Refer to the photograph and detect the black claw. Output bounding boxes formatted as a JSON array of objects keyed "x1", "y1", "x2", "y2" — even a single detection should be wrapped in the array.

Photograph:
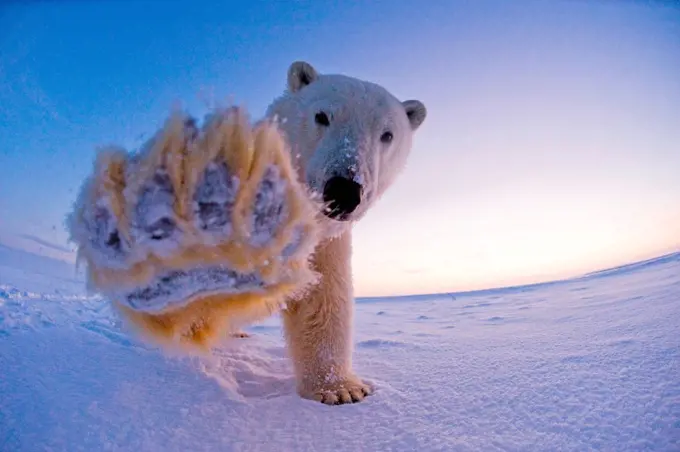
[
  {"x1": 184, "y1": 117, "x2": 199, "y2": 141},
  {"x1": 105, "y1": 230, "x2": 122, "y2": 249},
  {"x1": 147, "y1": 217, "x2": 175, "y2": 240}
]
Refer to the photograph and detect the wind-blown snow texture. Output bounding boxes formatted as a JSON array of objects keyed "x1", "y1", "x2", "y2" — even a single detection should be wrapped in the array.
[{"x1": 1, "y1": 244, "x2": 679, "y2": 451}]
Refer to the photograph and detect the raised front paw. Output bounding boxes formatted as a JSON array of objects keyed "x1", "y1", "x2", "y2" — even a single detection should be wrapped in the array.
[
  {"x1": 300, "y1": 375, "x2": 373, "y2": 405},
  {"x1": 66, "y1": 106, "x2": 322, "y2": 348}
]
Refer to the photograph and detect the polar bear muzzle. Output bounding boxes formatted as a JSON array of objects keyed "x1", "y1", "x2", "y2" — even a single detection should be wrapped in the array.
[{"x1": 322, "y1": 176, "x2": 362, "y2": 221}]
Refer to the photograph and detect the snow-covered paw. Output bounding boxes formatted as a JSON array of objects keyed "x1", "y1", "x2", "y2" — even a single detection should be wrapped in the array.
[
  {"x1": 67, "y1": 106, "x2": 321, "y2": 321},
  {"x1": 302, "y1": 376, "x2": 373, "y2": 405}
]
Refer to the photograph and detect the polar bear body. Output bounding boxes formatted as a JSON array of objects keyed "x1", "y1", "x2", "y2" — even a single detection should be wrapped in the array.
[
  {"x1": 68, "y1": 60, "x2": 427, "y2": 406},
  {"x1": 264, "y1": 62, "x2": 427, "y2": 404}
]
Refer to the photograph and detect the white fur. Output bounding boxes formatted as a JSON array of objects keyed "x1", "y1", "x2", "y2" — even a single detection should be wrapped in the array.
[
  {"x1": 262, "y1": 62, "x2": 427, "y2": 404},
  {"x1": 266, "y1": 62, "x2": 426, "y2": 239}
]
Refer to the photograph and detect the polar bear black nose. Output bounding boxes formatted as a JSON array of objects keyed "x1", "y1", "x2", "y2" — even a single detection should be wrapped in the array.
[{"x1": 322, "y1": 176, "x2": 362, "y2": 220}]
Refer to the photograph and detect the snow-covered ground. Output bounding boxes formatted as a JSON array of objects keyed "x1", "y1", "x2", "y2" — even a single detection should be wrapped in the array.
[{"x1": 1, "y1": 244, "x2": 678, "y2": 452}]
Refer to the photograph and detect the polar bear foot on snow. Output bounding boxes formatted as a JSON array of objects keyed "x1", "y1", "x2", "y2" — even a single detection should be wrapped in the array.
[{"x1": 303, "y1": 376, "x2": 373, "y2": 405}]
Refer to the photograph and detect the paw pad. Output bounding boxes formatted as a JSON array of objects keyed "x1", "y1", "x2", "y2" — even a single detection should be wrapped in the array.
[
  {"x1": 85, "y1": 197, "x2": 129, "y2": 265},
  {"x1": 192, "y1": 161, "x2": 238, "y2": 239},
  {"x1": 249, "y1": 166, "x2": 288, "y2": 247},
  {"x1": 122, "y1": 265, "x2": 264, "y2": 313},
  {"x1": 131, "y1": 169, "x2": 181, "y2": 250}
]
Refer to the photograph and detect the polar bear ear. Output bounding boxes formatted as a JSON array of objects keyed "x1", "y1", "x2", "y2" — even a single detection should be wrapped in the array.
[
  {"x1": 402, "y1": 100, "x2": 427, "y2": 131},
  {"x1": 287, "y1": 61, "x2": 319, "y2": 93}
]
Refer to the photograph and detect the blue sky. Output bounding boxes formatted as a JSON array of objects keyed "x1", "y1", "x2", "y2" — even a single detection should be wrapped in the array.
[{"x1": 1, "y1": 0, "x2": 679, "y2": 296}]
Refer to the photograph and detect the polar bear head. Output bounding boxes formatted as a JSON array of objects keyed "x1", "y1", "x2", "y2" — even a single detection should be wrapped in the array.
[{"x1": 265, "y1": 61, "x2": 427, "y2": 236}]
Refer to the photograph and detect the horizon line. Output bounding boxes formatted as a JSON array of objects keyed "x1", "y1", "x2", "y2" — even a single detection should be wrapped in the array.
[
  {"x1": 356, "y1": 250, "x2": 680, "y2": 301},
  {"x1": 1, "y1": 238, "x2": 678, "y2": 299}
]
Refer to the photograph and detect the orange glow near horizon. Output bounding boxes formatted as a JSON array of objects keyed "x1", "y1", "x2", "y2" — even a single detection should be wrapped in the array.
[{"x1": 351, "y1": 182, "x2": 680, "y2": 297}]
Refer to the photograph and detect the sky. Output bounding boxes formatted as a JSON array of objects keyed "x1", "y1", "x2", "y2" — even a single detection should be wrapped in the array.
[{"x1": 1, "y1": 0, "x2": 679, "y2": 297}]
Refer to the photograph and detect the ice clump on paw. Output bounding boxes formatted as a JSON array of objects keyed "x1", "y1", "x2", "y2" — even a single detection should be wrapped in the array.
[
  {"x1": 193, "y1": 161, "x2": 239, "y2": 240},
  {"x1": 250, "y1": 166, "x2": 288, "y2": 247},
  {"x1": 130, "y1": 168, "x2": 182, "y2": 255}
]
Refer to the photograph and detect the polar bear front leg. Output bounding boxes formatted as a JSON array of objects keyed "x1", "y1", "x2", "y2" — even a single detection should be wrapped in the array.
[{"x1": 281, "y1": 230, "x2": 372, "y2": 405}]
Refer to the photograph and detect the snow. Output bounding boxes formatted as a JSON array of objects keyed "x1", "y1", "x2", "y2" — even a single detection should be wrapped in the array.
[{"x1": 1, "y1": 244, "x2": 679, "y2": 451}]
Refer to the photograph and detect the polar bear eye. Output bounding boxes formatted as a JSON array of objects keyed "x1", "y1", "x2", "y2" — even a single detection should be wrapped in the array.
[
  {"x1": 380, "y1": 131, "x2": 393, "y2": 144},
  {"x1": 314, "y1": 112, "x2": 330, "y2": 127}
]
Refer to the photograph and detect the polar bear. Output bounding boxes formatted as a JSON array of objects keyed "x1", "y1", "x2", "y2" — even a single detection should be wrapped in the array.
[
  {"x1": 66, "y1": 60, "x2": 426, "y2": 406},
  {"x1": 264, "y1": 61, "x2": 427, "y2": 404}
]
